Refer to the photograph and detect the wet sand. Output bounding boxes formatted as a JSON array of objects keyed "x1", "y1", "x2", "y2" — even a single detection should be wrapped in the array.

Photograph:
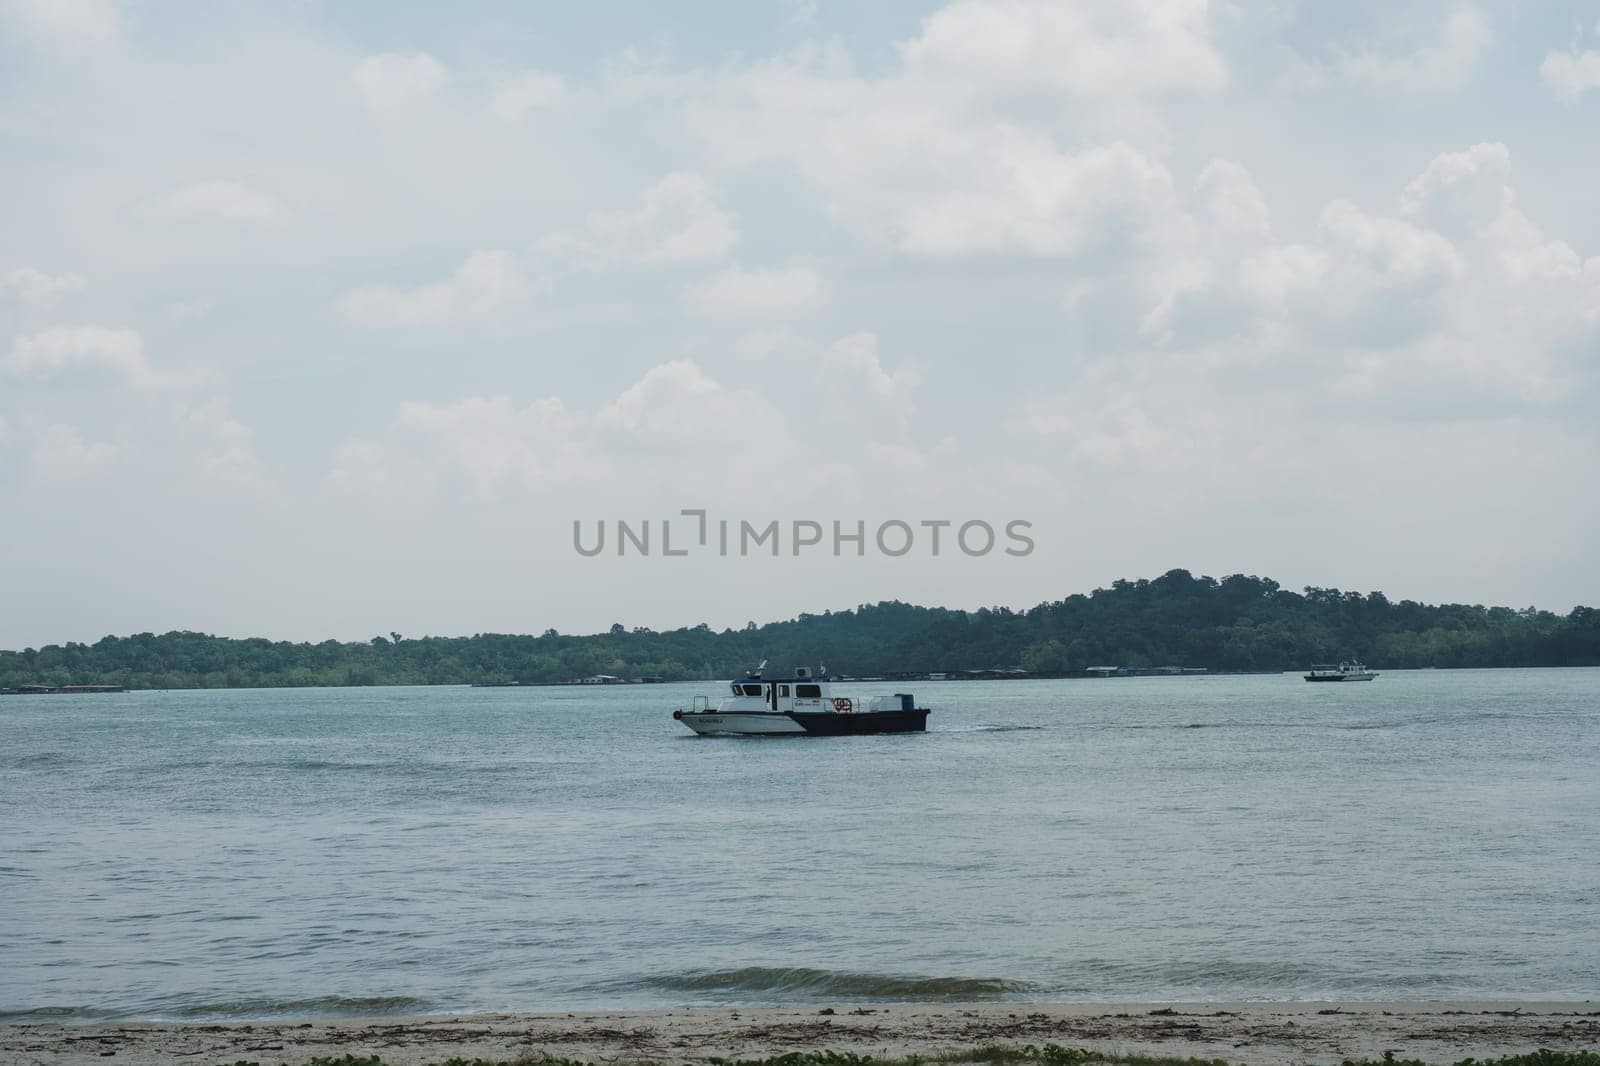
[{"x1": 4, "y1": 1001, "x2": 1598, "y2": 1066}]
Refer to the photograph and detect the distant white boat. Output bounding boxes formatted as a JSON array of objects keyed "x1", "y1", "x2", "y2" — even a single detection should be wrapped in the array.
[
  {"x1": 673, "y1": 664, "x2": 929, "y2": 736},
  {"x1": 1304, "y1": 661, "x2": 1378, "y2": 682}
]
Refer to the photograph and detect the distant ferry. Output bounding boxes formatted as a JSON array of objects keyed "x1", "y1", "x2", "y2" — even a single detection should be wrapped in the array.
[
  {"x1": 1304, "y1": 661, "x2": 1378, "y2": 682},
  {"x1": 673, "y1": 664, "x2": 928, "y2": 736}
]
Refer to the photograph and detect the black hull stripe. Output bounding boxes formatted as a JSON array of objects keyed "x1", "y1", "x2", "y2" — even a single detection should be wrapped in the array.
[{"x1": 790, "y1": 709, "x2": 928, "y2": 735}]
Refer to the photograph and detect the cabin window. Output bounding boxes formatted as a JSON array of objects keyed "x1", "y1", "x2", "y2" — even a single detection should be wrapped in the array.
[
  {"x1": 796, "y1": 684, "x2": 821, "y2": 698},
  {"x1": 778, "y1": 684, "x2": 790, "y2": 697},
  {"x1": 741, "y1": 684, "x2": 762, "y2": 696}
]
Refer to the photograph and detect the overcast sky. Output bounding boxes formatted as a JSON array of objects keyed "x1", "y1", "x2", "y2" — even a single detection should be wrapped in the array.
[{"x1": 3, "y1": 0, "x2": 1599, "y2": 648}]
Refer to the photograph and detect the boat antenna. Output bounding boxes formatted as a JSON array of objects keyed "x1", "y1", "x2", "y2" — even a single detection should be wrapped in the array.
[{"x1": 748, "y1": 658, "x2": 767, "y2": 680}]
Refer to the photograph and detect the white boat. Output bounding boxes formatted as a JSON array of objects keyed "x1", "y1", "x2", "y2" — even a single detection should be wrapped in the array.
[
  {"x1": 673, "y1": 664, "x2": 929, "y2": 736},
  {"x1": 1304, "y1": 661, "x2": 1378, "y2": 682}
]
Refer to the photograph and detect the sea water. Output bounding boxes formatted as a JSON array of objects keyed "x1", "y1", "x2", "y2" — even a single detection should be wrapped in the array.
[{"x1": 3, "y1": 669, "x2": 1597, "y2": 1020}]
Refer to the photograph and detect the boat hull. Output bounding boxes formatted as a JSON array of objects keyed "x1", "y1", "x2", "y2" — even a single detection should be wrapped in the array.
[
  {"x1": 675, "y1": 708, "x2": 928, "y2": 736},
  {"x1": 1304, "y1": 674, "x2": 1377, "y2": 682}
]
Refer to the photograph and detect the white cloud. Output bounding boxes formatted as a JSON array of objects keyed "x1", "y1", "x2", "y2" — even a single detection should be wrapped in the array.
[
  {"x1": 147, "y1": 180, "x2": 287, "y2": 223},
  {"x1": 1085, "y1": 144, "x2": 1599, "y2": 418},
  {"x1": 900, "y1": 0, "x2": 1226, "y2": 99},
  {"x1": 1326, "y1": 6, "x2": 1491, "y2": 92},
  {"x1": 491, "y1": 69, "x2": 568, "y2": 119},
  {"x1": 326, "y1": 439, "x2": 392, "y2": 496},
  {"x1": 329, "y1": 400, "x2": 553, "y2": 502},
  {"x1": 818, "y1": 332, "x2": 922, "y2": 440},
  {"x1": 595, "y1": 359, "x2": 728, "y2": 443},
  {"x1": 1237, "y1": 244, "x2": 1327, "y2": 307},
  {"x1": 181, "y1": 398, "x2": 269, "y2": 491},
  {"x1": 340, "y1": 249, "x2": 531, "y2": 326},
  {"x1": 337, "y1": 359, "x2": 791, "y2": 501},
  {"x1": 1193, "y1": 159, "x2": 1270, "y2": 242},
  {"x1": 1540, "y1": 21, "x2": 1600, "y2": 100},
  {"x1": 3, "y1": 267, "x2": 85, "y2": 306},
  {"x1": 894, "y1": 136, "x2": 1179, "y2": 260},
  {"x1": 1013, "y1": 390, "x2": 1190, "y2": 473},
  {"x1": 352, "y1": 52, "x2": 449, "y2": 112},
  {"x1": 1318, "y1": 200, "x2": 1462, "y2": 286},
  {"x1": 688, "y1": 263, "x2": 826, "y2": 316},
  {"x1": 1280, "y1": 5, "x2": 1491, "y2": 92},
  {"x1": 1128, "y1": 160, "x2": 1274, "y2": 339},
  {"x1": 591, "y1": 359, "x2": 794, "y2": 482},
  {"x1": 783, "y1": 0, "x2": 818, "y2": 30},
  {"x1": 29, "y1": 423, "x2": 119, "y2": 480},
  {"x1": 533, "y1": 172, "x2": 737, "y2": 268},
  {"x1": 821, "y1": 332, "x2": 918, "y2": 400},
  {"x1": 735, "y1": 326, "x2": 801, "y2": 360},
  {"x1": 4, "y1": 325, "x2": 151, "y2": 385},
  {"x1": 1396, "y1": 144, "x2": 1597, "y2": 296},
  {"x1": 1, "y1": 0, "x2": 117, "y2": 43},
  {"x1": 1400, "y1": 142, "x2": 1514, "y2": 235},
  {"x1": 672, "y1": 2, "x2": 1218, "y2": 263},
  {"x1": 1281, "y1": 200, "x2": 1464, "y2": 346},
  {"x1": 393, "y1": 395, "x2": 578, "y2": 494}
]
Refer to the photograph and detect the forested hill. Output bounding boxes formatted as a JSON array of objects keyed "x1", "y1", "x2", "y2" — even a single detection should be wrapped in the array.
[{"x1": 4, "y1": 570, "x2": 1598, "y2": 690}]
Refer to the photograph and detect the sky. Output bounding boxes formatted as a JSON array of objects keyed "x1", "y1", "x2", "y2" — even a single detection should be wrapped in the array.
[{"x1": 2, "y1": 0, "x2": 1599, "y2": 648}]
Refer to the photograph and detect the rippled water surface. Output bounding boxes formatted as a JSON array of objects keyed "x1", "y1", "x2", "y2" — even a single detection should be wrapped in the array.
[{"x1": 3, "y1": 669, "x2": 1598, "y2": 1020}]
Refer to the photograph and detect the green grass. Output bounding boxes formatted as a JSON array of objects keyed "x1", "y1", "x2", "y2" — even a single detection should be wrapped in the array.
[{"x1": 215, "y1": 1043, "x2": 1600, "y2": 1066}]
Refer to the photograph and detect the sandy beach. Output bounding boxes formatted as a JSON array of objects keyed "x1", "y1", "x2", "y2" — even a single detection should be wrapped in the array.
[{"x1": 4, "y1": 1001, "x2": 1597, "y2": 1066}]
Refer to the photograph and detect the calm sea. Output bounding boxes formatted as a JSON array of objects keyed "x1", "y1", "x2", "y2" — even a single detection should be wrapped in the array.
[{"x1": 3, "y1": 669, "x2": 1597, "y2": 1021}]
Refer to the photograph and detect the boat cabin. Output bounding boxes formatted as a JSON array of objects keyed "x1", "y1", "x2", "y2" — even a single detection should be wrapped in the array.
[{"x1": 720, "y1": 666, "x2": 852, "y2": 713}]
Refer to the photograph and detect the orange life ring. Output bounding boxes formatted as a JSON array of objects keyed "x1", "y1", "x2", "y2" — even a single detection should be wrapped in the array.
[{"x1": 833, "y1": 697, "x2": 852, "y2": 712}]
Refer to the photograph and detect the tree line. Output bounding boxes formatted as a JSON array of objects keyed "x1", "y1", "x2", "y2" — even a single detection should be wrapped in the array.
[{"x1": 3, "y1": 570, "x2": 1597, "y2": 691}]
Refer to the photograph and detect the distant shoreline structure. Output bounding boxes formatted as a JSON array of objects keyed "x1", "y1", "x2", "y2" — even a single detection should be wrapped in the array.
[{"x1": 0, "y1": 683, "x2": 124, "y2": 696}]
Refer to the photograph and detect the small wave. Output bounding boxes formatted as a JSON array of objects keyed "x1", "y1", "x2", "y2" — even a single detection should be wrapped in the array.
[
  {"x1": 0, "y1": 1005, "x2": 82, "y2": 1022},
  {"x1": 0, "y1": 995, "x2": 429, "y2": 1022},
  {"x1": 1055, "y1": 956, "x2": 1412, "y2": 994},
  {"x1": 105, "y1": 757, "x2": 534, "y2": 778},
  {"x1": 157, "y1": 994, "x2": 427, "y2": 1020},
  {"x1": 117, "y1": 759, "x2": 396, "y2": 774},
  {"x1": 258, "y1": 760, "x2": 390, "y2": 772},
  {"x1": 941, "y1": 725, "x2": 1047, "y2": 734},
  {"x1": 644, "y1": 966, "x2": 1031, "y2": 999},
  {"x1": 1, "y1": 752, "x2": 81, "y2": 770},
  {"x1": 1171, "y1": 721, "x2": 1301, "y2": 730}
]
